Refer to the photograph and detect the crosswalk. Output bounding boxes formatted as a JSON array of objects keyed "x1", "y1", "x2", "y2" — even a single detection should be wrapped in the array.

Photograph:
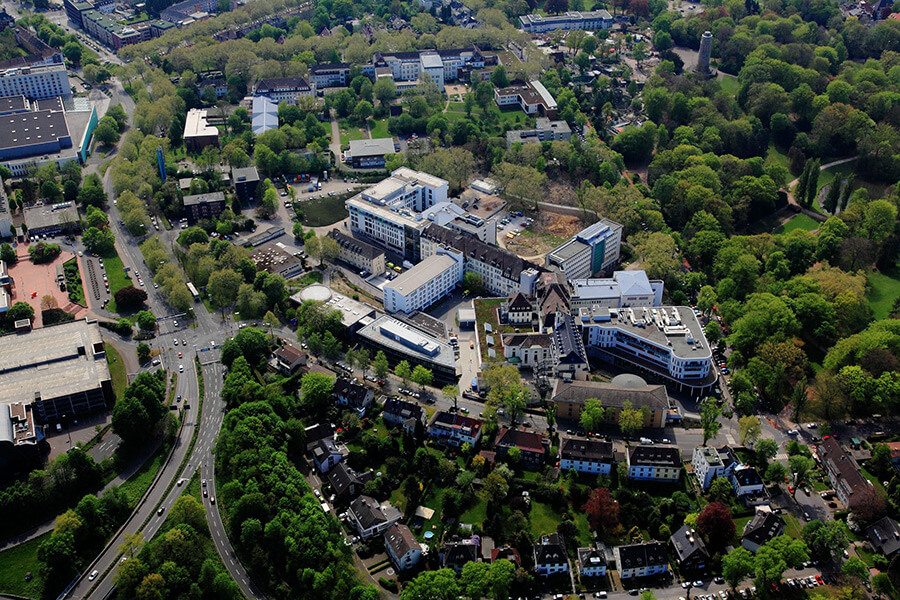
[{"x1": 775, "y1": 453, "x2": 789, "y2": 460}]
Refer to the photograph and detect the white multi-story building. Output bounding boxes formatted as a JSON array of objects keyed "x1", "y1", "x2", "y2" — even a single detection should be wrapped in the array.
[
  {"x1": 518, "y1": 9, "x2": 613, "y2": 33},
  {"x1": 580, "y1": 305, "x2": 716, "y2": 395},
  {"x1": 691, "y1": 446, "x2": 740, "y2": 491},
  {"x1": 559, "y1": 438, "x2": 613, "y2": 475},
  {"x1": 0, "y1": 64, "x2": 71, "y2": 100},
  {"x1": 546, "y1": 219, "x2": 622, "y2": 280},
  {"x1": 253, "y1": 77, "x2": 315, "y2": 103},
  {"x1": 383, "y1": 253, "x2": 463, "y2": 314},
  {"x1": 346, "y1": 168, "x2": 449, "y2": 261},
  {"x1": 570, "y1": 270, "x2": 664, "y2": 309},
  {"x1": 494, "y1": 80, "x2": 558, "y2": 117},
  {"x1": 420, "y1": 224, "x2": 541, "y2": 297},
  {"x1": 372, "y1": 47, "x2": 488, "y2": 91},
  {"x1": 309, "y1": 63, "x2": 351, "y2": 88}
]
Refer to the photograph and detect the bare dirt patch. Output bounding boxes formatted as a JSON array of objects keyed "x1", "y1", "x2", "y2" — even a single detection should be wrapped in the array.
[{"x1": 506, "y1": 210, "x2": 583, "y2": 258}]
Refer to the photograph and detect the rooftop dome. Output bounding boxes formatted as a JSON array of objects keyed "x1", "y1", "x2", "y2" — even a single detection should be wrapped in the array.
[{"x1": 610, "y1": 373, "x2": 648, "y2": 389}]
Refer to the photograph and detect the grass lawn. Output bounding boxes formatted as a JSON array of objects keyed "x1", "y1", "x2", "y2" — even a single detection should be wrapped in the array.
[
  {"x1": 719, "y1": 74, "x2": 740, "y2": 96},
  {"x1": 103, "y1": 253, "x2": 132, "y2": 313},
  {"x1": 574, "y1": 512, "x2": 594, "y2": 547},
  {"x1": 529, "y1": 501, "x2": 564, "y2": 538},
  {"x1": 105, "y1": 342, "x2": 128, "y2": 401},
  {"x1": 460, "y1": 498, "x2": 488, "y2": 524},
  {"x1": 117, "y1": 442, "x2": 168, "y2": 506},
  {"x1": 775, "y1": 214, "x2": 820, "y2": 234},
  {"x1": 339, "y1": 120, "x2": 367, "y2": 145},
  {"x1": 298, "y1": 195, "x2": 349, "y2": 227},
  {"x1": 447, "y1": 101, "x2": 466, "y2": 112},
  {"x1": 861, "y1": 466, "x2": 888, "y2": 496},
  {"x1": 370, "y1": 118, "x2": 390, "y2": 139},
  {"x1": 867, "y1": 264, "x2": 900, "y2": 320},
  {"x1": 0, "y1": 532, "x2": 47, "y2": 598},
  {"x1": 783, "y1": 513, "x2": 804, "y2": 539}
]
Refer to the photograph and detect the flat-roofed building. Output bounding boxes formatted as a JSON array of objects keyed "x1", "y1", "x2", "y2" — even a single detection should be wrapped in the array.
[
  {"x1": 494, "y1": 80, "x2": 558, "y2": 118},
  {"x1": 0, "y1": 103, "x2": 71, "y2": 162},
  {"x1": 383, "y1": 253, "x2": 462, "y2": 314},
  {"x1": 507, "y1": 118, "x2": 571, "y2": 146},
  {"x1": 0, "y1": 319, "x2": 113, "y2": 421},
  {"x1": 183, "y1": 108, "x2": 219, "y2": 151},
  {"x1": 248, "y1": 242, "x2": 303, "y2": 279},
  {"x1": 309, "y1": 63, "x2": 351, "y2": 88},
  {"x1": 546, "y1": 219, "x2": 622, "y2": 280},
  {"x1": 358, "y1": 315, "x2": 458, "y2": 384},
  {"x1": 231, "y1": 165, "x2": 260, "y2": 203},
  {"x1": 182, "y1": 191, "x2": 226, "y2": 224},
  {"x1": 347, "y1": 137, "x2": 397, "y2": 168},
  {"x1": 23, "y1": 202, "x2": 79, "y2": 236},
  {"x1": 518, "y1": 9, "x2": 613, "y2": 33},
  {"x1": 580, "y1": 305, "x2": 716, "y2": 395},
  {"x1": 0, "y1": 63, "x2": 70, "y2": 100},
  {"x1": 288, "y1": 283, "x2": 377, "y2": 332},
  {"x1": 326, "y1": 229, "x2": 386, "y2": 275},
  {"x1": 570, "y1": 270, "x2": 664, "y2": 309},
  {"x1": 346, "y1": 168, "x2": 449, "y2": 261}
]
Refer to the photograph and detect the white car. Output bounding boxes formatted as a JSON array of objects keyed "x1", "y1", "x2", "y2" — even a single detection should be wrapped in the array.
[
  {"x1": 179, "y1": 364, "x2": 184, "y2": 372},
  {"x1": 89, "y1": 570, "x2": 99, "y2": 581}
]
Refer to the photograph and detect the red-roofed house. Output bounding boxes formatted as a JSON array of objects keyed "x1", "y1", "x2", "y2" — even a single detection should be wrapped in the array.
[{"x1": 495, "y1": 427, "x2": 550, "y2": 469}]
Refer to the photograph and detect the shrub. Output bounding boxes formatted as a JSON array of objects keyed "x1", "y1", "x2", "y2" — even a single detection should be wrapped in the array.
[{"x1": 378, "y1": 578, "x2": 397, "y2": 592}]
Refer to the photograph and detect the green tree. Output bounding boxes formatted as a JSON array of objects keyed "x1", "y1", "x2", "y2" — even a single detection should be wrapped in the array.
[
  {"x1": 411, "y1": 365, "x2": 432, "y2": 390},
  {"x1": 756, "y1": 438, "x2": 778, "y2": 463},
  {"x1": 618, "y1": 400, "x2": 644, "y2": 436},
  {"x1": 136, "y1": 310, "x2": 156, "y2": 331},
  {"x1": 373, "y1": 350, "x2": 389, "y2": 379},
  {"x1": 700, "y1": 398, "x2": 722, "y2": 445},
  {"x1": 137, "y1": 342, "x2": 151, "y2": 364},
  {"x1": 823, "y1": 179, "x2": 842, "y2": 214},
  {"x1": 396, "y1": 360, "x2": 411, "y2": 384},
  {"x1": 0, "y1": 242, "x2": 16, "y2": 264},
  {"x1": 738, "y1": 415, "x2": 762, "y2": 447},
  {"x1": 722, "y1": 547, "x2": 754, "y2": 590},
  {"x1": 579, "y1": 398, "x2": 605, "y2": 432},
  {"x1": 480, "y1": 471, "x2": 509, "y2": 504},
  {"x1": 765, "y1": 462, "x2": 787, "y2": 484},
  {"x1": 788, "y1": 455, "x2": 815, "y2": 497},
  {"x1": 400, "y1": 569, "x2": 461, "y2": 600},
  {"x1": 442, "y1": 385, "x2": 459, "y2": 411},
  {"x1": 7, "y1": 301, "x2": 34, "y2": 323},
  {"x1": 841, "y1": 555, "x2": 869, "y2": 582},
  {"x1": 207, "y1": 269, "x2": 242, "y2": 311},
  {"x1": 300, "y1": 372, "x2": 334, "y2": 411}
]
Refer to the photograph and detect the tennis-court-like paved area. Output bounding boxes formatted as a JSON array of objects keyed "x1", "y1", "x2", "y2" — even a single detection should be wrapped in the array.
[{"x1": 8, "y1": 245, "x2": 88, "y2": 327}]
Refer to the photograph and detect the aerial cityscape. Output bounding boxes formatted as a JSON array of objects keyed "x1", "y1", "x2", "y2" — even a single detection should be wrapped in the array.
[{"x1": 0, "y1": 0, "x2": 896, "y2": 598}]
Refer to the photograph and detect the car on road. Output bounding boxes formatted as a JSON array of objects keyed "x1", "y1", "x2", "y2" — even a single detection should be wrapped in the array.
[
  {"x1": 787, "y1": 429, "x2": 799, "y2": 435},
  {"x1": 174, "y1": 339, "x2": 178, "y2": 346},
  {"x1": 179, "y1": 364, "x2": 184, "y2": 372},
  {"x1": 313, "y1": 489, "x2": 321, "y2": 498},
  {"x1": 182, "y1": 339, "x2": 186, "y2": 346},
  {"x1": 210, "y1": 497, "x2": 215, "y2": 504},
  {"x1": 203, "y1": 488, "x2": 208, "y2": 497},
  {"x1": 157, "y1": 507, "x2": 165, "y2": 516},
  {"x1": 177, "y1": 478, "x2": 186, "y2": 486},
  {"x1": 202, "y1": 479, "x2": 206, "y2": 487},
  {"x1": 89, "y1": 569, "x2": 99, "y2": 581},
  {"x1": 178, "y1": 352, "x2": 182, "y2": 358}
]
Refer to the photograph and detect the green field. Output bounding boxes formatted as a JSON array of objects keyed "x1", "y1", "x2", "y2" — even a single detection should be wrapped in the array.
[
  {"x1": 298, "y1": 195, "x2": 349, "y2": 227},
  {"x1": 766, "y1": 143, "x2": 790, "y2": 171},
  {"x1": 370, "y1": 118, "x2": 390, "y2": 139},
  {"x1": 105, "y1": 342, "x2": 128, "y2": 400},
  {"x1": 103, "y1": 253, "x2": 132, "y2": 313},
  {"x1": 719, "y1": 74, "x2": 740, "y2": 96},
  {"x1": 867, "y1": 265, "x2": 900, "y2": 320},
  {"x1": 775, "y1": 214, "x2": 820, "y2": 234},
  {"x1": 0, "y1": 533, "x2": 47, "y2": 598},
  {"x1": 339, "y1": 120, "x2": 367, "y2": 145},
  {"x1": 529, "y1": 501, "x2": 564, "y2": 538}
]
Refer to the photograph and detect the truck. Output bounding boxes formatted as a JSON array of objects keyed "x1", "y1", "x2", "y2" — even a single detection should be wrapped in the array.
[
  {"x1": 323, "y1": 170, "x2": 328, "y2": 182},
  {"x1": 308, "y1": 184, "x2": 315, "y2": 193}
]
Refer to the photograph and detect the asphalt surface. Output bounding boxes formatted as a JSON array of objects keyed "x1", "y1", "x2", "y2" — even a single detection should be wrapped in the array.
[{"x1": 58, "y1": 162, "x2": 262, "y2": 599}]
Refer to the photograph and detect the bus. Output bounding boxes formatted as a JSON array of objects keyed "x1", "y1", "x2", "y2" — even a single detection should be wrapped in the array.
[{"x1": 186, "y1": 282, "x2": 200, "y2": 302}]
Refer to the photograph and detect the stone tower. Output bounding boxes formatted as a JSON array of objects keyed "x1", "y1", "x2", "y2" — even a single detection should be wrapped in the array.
[{"x1": 696, "y1": 31, "x2": 712, "y2": 74}]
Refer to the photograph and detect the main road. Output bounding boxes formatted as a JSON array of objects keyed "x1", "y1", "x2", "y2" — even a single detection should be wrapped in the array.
[{"x1": 62, "y1": 167, "x2": 262, "y2": 599}]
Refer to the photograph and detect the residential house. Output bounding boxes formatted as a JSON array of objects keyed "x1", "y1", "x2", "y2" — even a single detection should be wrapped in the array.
[
  {"x1": 614, "y1": 542, "x2": 668, "y2": 579},
  {"x1": 669, "y1": 525, "x2": 709, "y2": 574},
  {"x1": 385, "y1": 523, "x2": 422, "y2": 571},
  {"x1": 627, "y1": 446, "x2": 681, "y2": 482},
  {"x1": 382, "y1": 397, "x2": 425, "y2": 433},
  {"x1": 311, "y1": 437, "x2": 345, "y2": 474},
  {"x1": 442, "y1": 537, "x2": 480, "y2": 572},
  {"x1": 741, "y1": 512, "x2": 784, "y2": 553},
  {"x1": 534, "y1": 533, "x2": 568, "y2": 576},
  {"x1": 731, "y1": 466, "x2": 765, "y2": 498},
  {"x1": 559, "y1": 438, "x2": 614, "y2": 475},
  {"x1": 504, "y1": 292, "x2": 534, "y2": 325},
  {"x1": 348, "y1": 495, "x2": 402, "y2": 540},
  {"x1": 326, "y1": 462, "x2": 373, "y2": 504},
  {"x1": 691, "y1": 445, "x2": 740, "y2": 491},
  {"x1": 495, "y1": 428, "x2": 549, "y2": 469},
  {"x1": 577, "y1": 547, "x2": 608, "y2": 578},
  {"x1": 270, "y1": 344, "x2": 307, "y2": 375},
  {"x1": 334, "y1": 379, "x2": 375, "y2": 417},
  {"x1": 427, "y1": 411, "x2": 483, "y2": 447},
  {"x1": 304, "y1": 422, "x2": 334, "y2": 451},
  {"x1": 818, "y1": 436, "x2": 872, "y2": 509},
  {"x1": 866, "y1": 516, "x2": 900, "y2": 557}
]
